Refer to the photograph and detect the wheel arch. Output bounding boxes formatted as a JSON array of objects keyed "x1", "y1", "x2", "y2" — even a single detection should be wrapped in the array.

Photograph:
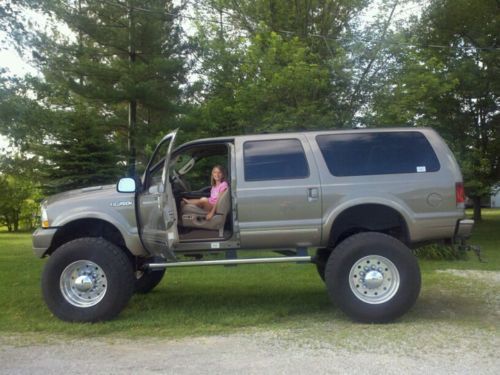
[
  {"x1": 326, "y1": 203, "x2": 411, "y2": 248},
  {"x1": 47, "y1": 218, "x2": 142, "y2": 259}
]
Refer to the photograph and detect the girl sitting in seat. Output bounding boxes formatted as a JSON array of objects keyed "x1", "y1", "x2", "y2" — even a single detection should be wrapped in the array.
[{"x1": 182, "y1": 165, "x2": 228, "y2": 220}]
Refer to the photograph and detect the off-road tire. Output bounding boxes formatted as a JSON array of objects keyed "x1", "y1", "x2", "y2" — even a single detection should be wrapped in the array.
[
  {"x1": 325, "y1": 232, "x2": 421, "y2": 323},
  {"x1": 41, "y1": 237, "x2": 135, "y2": 322},
  {"x1": 135, "y1": 257, "x2": 166, "y2": 294}
]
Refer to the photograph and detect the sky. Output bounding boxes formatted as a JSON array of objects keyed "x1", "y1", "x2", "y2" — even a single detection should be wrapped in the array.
[{"x1": 0, "y1": 42, "x2": 38, "y2": 150}]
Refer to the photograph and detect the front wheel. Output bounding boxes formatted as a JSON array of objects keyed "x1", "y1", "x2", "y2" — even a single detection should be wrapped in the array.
[
  {"x1": 314, "y1": 248, "x2": 331, "y2": 282},
  {"x1": 325, "y1": 232, "x2": 421, "y2": 323},
  {"x1": 41, "y1": 237, "x2": 135, "y2": 322}
]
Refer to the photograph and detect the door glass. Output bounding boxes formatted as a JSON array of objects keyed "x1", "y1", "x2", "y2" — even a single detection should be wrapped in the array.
[
  {"x1": 144, "y1": 139, "x2": 172, "y2": 191},
  {"x1": 243, "y1": 139, "x2": 309, "y2": 181}
]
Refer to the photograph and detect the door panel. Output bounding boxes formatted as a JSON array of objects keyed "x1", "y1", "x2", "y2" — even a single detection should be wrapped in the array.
[
  {"x1": 235, "y1": 135, "x2": 322, "y2": 249},
  {"x1": 137, "y1": 130, "x2": 178, "y2": 259}
]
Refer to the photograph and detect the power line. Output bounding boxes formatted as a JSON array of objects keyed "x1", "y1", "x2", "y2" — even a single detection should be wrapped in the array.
[{"x1": 74, "y1": 0, "x2": 500, "y2": 53}]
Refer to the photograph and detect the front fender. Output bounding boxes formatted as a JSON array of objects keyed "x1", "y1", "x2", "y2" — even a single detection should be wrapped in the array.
[{"x1": 50, "y1": 207, "x2": 145, "y2": 256}]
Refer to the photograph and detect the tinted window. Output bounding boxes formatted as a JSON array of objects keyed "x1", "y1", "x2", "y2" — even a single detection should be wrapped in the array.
[
  {"x1": 244, "y1": 139, "x2": 309, "y2": 181},
  {"x1": 316, "y1": 132, "x2": 440, "y2": 177}
]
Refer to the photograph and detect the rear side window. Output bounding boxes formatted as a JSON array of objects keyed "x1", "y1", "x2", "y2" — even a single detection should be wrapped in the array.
[
  {"x1": 244, "y1": 139, "x2": 309, "y2": 181},
  {"x1": 316, "y1": 132, "x2": 440, "y2": 177}
]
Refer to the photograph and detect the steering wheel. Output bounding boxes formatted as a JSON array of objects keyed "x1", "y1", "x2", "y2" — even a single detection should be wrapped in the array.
[{"x1": 172, "y1": 170, "x2": 190, "y2": 192}]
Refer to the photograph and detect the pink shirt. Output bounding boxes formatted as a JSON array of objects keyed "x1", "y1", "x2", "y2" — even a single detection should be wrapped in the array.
[{"x1": 208, "y1": 181, "x2": 228, "y2": 205}]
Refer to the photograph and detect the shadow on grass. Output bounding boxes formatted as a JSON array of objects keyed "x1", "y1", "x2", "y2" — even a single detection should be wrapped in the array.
[
  {"x1": 122, "y1": 279, "x2": 337, "y2": 331},
  {"x1": 133, "y1": 283, "x2": 329, "y2": 313}
]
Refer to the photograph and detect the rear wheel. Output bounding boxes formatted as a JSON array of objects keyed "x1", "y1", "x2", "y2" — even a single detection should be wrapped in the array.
[
  {"x1": 325, "y1": 232, "x2": 421, "y2": 323},
  {"x1": 135, "y1": 257, "x2": 166, "y2": 294},
  {"x1": 42, "y1": 237, "x2": 135, "y2": 322}
]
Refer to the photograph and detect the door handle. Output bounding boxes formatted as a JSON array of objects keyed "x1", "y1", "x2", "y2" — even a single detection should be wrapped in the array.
[
  {"x1": 308, "y1": 187, "x2": 319, "y2": 202},
  {"x1": 143, "y1": 196, "x2": 159, "y2": 204}
]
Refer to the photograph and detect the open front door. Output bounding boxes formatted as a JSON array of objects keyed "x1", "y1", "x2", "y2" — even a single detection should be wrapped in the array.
[{"x1": 137, "y1": 130, "x2": 179, "y2": 259}]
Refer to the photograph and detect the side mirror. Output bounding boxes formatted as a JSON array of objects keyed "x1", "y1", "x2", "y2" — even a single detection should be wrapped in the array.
[{"x1": 117, "y1": 177, "x2": 136, "y2": 193}]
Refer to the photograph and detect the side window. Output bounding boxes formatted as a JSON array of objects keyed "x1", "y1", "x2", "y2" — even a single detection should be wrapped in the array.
[
  {"x1": 149, "y1": 163, "x2": 164, "y2": 187},
  {"x1": 316, "y1": 132, "x2": 440, "y2": 177},
  {"x1": 144, "y1": 137, "x2": 172, "y2": 189},
  {"x1": 243, "y1": 139, "x2": 309, "y2": 181}
]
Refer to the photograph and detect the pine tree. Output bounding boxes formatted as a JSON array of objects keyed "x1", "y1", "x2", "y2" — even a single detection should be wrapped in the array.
[
  {"x1": 35, "y1": 0, "x2": 187, "y2": 174},
  {"x1": 1, "y1": 0, "x2": 187, "y2": 194}
]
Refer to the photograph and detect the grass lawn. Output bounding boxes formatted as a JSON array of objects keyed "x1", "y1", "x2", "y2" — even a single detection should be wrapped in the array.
[{"x1": 0, "y1": 209, "x2": 498, "y2": 340}]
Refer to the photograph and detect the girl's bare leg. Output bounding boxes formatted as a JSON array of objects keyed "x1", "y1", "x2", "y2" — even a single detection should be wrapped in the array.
[
  {"x1": 182, "y1": 197, "x2": 213, "y2": 211},
  {"x1": 182, "y1": 197, "x2": 200, "y2": 205},
  {"x1": 198, "y1": 200, "x2": 213, "y2": 211}
]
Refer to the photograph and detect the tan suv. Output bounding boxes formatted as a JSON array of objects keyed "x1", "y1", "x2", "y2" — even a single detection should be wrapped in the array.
[{"x1": 33, "y1": 128, "x2": 474, "y2": 323}]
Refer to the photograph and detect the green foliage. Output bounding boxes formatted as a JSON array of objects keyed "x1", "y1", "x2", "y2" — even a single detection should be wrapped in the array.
[
  {"x1": 233, "y1": 31, "x2": 333, "y2": 132},
  {"x1": 0, "y1": 155, "x2": 41, "y2": 231},
  {"x1": 1, "y1": 0, "x2": 498, "y2": 204},
  {"x1": 35, "y1": 105, "x2": 124, "y2": 194},
  {"x1": 368, "y1": 0, "x2": 499, "y2": 220},
  {"x1": 0, "y1": 0, "x2": 187, "y2": 190},
  {"x1": 37, "y1": 0, "x2": 187, "y2": 170},
  {"x1": 189, "y1": 0, "x2": 372, "y2": 136},
  {"x1": 195, "y1": 30, "x2": 334, "y2": 136}
]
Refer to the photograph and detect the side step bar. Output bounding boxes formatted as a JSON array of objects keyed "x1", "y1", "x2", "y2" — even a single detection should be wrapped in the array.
[{"x1": 147, "y1": 256, "x2": 312, "y2": 269}]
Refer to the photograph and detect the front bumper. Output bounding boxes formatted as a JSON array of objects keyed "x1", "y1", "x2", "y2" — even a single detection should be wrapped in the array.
[
  {"x1": 454, "y1": 219, "x2": 474, "y2": 241},
  {"x1": 32, "y1": 227, "x2": 58, "y2": 258}
]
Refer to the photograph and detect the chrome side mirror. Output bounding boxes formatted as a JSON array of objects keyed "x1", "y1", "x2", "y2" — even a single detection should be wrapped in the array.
[{"x1": 117, "y1": 177, "x2": 136, "y2": 193}]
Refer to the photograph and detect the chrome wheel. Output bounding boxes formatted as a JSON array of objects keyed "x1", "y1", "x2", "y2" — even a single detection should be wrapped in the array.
[
  {"x1": 60, "y1": 260, "x2": 107, "y2": 308},
  {"x1": 349, "y1": 255, "x2": 400, "y2": 304}
]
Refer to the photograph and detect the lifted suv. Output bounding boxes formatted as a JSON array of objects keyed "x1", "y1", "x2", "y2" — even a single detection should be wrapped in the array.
[{"x1": 33, "y1": 128, "x2": 474, "y2": 323}]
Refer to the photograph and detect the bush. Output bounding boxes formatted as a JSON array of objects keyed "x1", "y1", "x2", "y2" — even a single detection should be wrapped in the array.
[{"x1": 414, "y1": 243, "x2": 468, "y2": 261}]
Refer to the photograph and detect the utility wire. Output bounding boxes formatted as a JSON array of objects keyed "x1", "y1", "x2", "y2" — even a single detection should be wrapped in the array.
[{"x1": 72, "y1": 0, "x2": 500, "y2": 52}]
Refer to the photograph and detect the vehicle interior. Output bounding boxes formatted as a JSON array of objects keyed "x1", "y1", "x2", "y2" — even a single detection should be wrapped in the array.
[{"x1": 169, "y1": 142, "x2": 233, "y2": 242}]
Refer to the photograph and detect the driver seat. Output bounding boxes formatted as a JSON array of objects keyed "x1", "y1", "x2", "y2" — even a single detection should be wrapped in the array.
[{"x1": 180, "y1": 189, "x2": 230, "y2": 237}]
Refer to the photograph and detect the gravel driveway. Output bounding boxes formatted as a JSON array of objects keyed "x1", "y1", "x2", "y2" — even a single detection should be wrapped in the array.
[
  {"x1": 1, "y1": 329, "x2": 499, "y2": 375},
  {"x1": 2, "y1": 269, "x2": 499, "y2": 374}
]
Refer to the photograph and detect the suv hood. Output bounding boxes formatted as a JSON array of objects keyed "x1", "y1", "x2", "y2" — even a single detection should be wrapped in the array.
[{"x1": 44, "y1": 184, "x2": 118, "y2": 207}]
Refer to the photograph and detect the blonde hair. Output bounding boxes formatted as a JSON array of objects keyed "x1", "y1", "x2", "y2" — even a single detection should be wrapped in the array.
[{"x1": 210, "y1": 165, "x2": 226, "y2": 186}]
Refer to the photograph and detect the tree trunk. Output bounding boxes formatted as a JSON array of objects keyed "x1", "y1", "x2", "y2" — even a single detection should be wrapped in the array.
[
  {"x1": 128, "y1": 99, "x2": 137, "y2": 177},
  {"x1": 14, "y1": 210, "x2": 19, "y2": 232},
  {"x1": 472, "y1": 196, "x2": 482, "y2": 222},
  {"x1": 127, "y1": 1, "x2": 137, "y2": 177}
]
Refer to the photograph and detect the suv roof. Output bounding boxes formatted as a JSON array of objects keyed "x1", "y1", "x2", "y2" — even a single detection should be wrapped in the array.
[{"x1": 177, "y1": 127, "x2": 435, "y2": 149}]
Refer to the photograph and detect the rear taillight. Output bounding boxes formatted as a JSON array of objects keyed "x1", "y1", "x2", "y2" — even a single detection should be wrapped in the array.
[{"x1": 456, "y1": 182, "x2": 465, "y2": 207}]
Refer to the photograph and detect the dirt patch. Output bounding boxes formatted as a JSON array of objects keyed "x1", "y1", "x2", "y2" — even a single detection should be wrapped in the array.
[{"x1": 436, "y1": 269, "x2": 500, "y2": 285}]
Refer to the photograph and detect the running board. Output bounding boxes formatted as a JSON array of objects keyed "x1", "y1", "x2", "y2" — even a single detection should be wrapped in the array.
[{"x1": 146, "y1": 256, "x2": 312, "y2": 269}]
